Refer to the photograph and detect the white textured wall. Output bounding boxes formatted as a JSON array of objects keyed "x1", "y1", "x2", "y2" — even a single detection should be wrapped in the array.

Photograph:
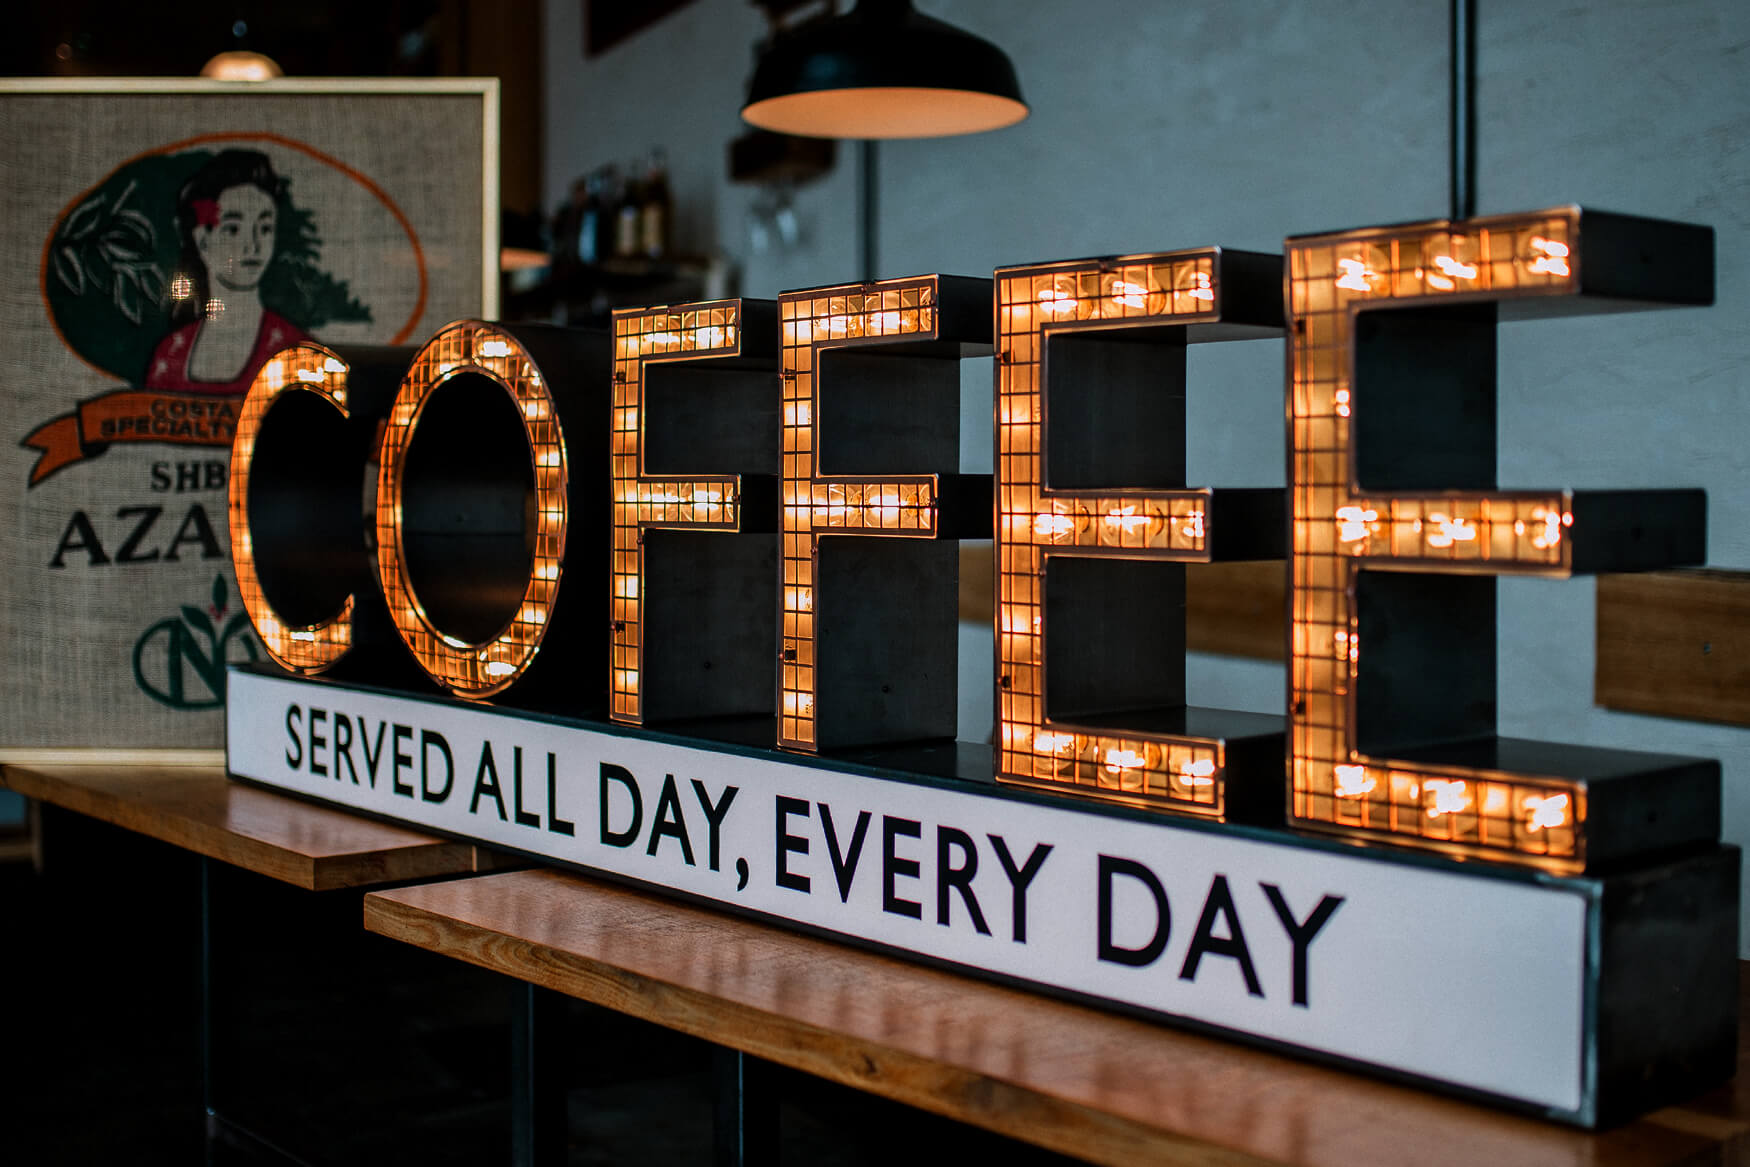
[
  {"x1": 544, "y1": 0, "x2": 860, "y2": 294},
  {"x1": 1480, "y1": 0, "x2": 1750, "y2": 944},
  {"x1": 547, "y1": 0, "x2": 1750, "y2": 947}
]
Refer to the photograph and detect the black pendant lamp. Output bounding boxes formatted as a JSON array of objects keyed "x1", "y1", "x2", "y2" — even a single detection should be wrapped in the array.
[{"x1": 741, "y1": 0, "x2": 1028, "y2": 139}]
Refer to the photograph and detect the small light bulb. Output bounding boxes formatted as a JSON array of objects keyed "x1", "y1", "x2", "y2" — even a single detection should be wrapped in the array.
[
  {"x1": 1334, "y1": 764, "x2": 1376, "y2": 797},
  {"x1": 1425, "y1": 779, "x2": 1472, "y2": 818},
  {"x1": 1335, "y1": 258, "x2": 1373, "y2": 292}
]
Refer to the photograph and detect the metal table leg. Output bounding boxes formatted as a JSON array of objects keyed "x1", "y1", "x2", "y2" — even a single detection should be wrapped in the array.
[
  {"x1": 714, "y1": 1046, "x2": 778, "y2": 1167},
  {"x1": 512, "y1": 981, "x2": 566, "y2": 1167}
]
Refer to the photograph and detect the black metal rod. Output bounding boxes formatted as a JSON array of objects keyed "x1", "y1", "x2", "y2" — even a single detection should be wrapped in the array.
[
  {"x1": 199, "y1": 855, "x2": 215, "y2": 1120},
  {"x1": 510, "y1": 982, "x2": 565, "y2": 1167},
  {"x1": 712, "y1": 1047, "x2": 778, "y2": 1167},
  {"x1": 1450, "y1": 0, "x2": 1477, "y2": 220},
  {"x1": 859, "y1": 139, "x2": 878, "y2": 281}
]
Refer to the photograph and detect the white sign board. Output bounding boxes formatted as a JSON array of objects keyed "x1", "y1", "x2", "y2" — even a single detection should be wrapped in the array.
[{"x1": 227, "y1": 668, "x2": 1589, "y2": 1112}]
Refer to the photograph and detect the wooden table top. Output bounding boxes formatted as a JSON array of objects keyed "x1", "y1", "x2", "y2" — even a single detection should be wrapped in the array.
[
  {"x1": 365, "y1": 866, "x2": 1750, "y2": 1167},
  {"x1": 2, "y1": 764, "x2": 499, "y2": 890}
]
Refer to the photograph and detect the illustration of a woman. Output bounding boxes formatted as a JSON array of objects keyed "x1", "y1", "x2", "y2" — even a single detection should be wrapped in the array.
[{"x1": 144, "y1": 149, "x2": 308, "y2": 395}]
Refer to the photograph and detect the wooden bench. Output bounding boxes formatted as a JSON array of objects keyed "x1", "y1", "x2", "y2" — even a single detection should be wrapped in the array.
[
  {"x1": 366, "y1": 865, "x2": 1750, "y2": 1167},
  {"x1": 0, "y1": 763, "x2": 501, "y2": 889}
]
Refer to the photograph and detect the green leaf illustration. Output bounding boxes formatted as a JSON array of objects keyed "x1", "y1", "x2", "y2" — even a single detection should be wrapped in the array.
[
  {"x1": 223, "y1": 612, "x2": 253, "y2": 642},
  {"x1": 182, "y1": 605, "x2": 214, "y2": 638},
  {"x1": 212, "y1": 575, "x2": 228, "y2": 613}
]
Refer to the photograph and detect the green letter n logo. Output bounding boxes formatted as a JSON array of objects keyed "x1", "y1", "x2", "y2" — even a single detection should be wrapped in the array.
[{"x1": 132, "y1": 574, "x2": 259, "y2": 709}]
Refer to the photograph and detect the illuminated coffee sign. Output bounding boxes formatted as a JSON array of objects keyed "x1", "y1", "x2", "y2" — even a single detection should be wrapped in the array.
[
  {"x1": 229, "y1": 342, "x2": 411, "y2": 676},
  {"x1": 776, "y1": 275, "x2": 991, "y2": 750},
  {"x1": 226, "y1": 208, "x2": 1724, "y2": 868},
  {"x1": 230, "y1": 344, "x2": 363, "y2": 674},
  {"x1": 225, "y1": 207, "x2": 1732, "y2": 1126},
  {"x1": 371, "y1": 320, "x2": 610, "y2": 700},
  {"x1": 609, "y1": 299, "x2": 780, "y2": 725},
  {"x1": 1284, "y1": 207, "x2": 1713, "y2": 872},
  {"x1": 376, "y1": 321, "x2": 572, "y2": 696},
  {"x1": 992, "y1": 249, "x2": 1283, "y2": 820}
]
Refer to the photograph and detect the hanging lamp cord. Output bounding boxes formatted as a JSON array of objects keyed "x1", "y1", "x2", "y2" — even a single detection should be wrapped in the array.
[{"x1": 1450, "y1": 0, "x2": 1477, "y2": 220}]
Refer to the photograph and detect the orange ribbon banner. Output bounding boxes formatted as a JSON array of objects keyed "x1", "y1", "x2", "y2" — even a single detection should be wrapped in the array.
[{"x1": 22, "y1": 388, "x2": 240, "y2": 485}]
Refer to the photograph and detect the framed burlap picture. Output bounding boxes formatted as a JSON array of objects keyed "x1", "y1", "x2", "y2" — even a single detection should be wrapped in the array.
[{"x1": 0, "y1": 79, "x2": 499, "y2": 760}]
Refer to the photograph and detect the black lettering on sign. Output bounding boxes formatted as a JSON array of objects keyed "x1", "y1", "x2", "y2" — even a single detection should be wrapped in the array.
[
  {"x1": 47, "y1": 504, "x2": 230, "y2": 568},
  {"x1": 882, "y1": 816, "x2": 923, "y2": 920},
  {"x1": 936, "y1": 826, "x2": 990, "y2": 936},
  {"x1": 512, "y1": 746, "x2": 539, "y2": 828},
  {"x1": 49, "y1": 511, "x2": 109, "y2": 568},
  {"x1": 284, "y1": 704, "x2": 302, "y2": 769},
  {"x1": 818, "y1": 804, "x2": 871, "y2": 904},
  {"x1": 472, "y1": 742, "x2": 508, "y2": 820},
  {"x1": 547, "y1": 754, "x2": 575, "y2": 837},
  {"x1": 391, "y1": 724, "x2": 414, "y2": 797},
  {"x1": 600, "y1": 764, "x2": 643, "y2": 848},
  {"x1": 646, "y1": 775, "x2": 696, "y2": 865},
  {"x1": 358, "y1": 718, "x2": 386, "y2": 789},
  {"x1": 163, "y1": 504, "x2": 223, "y2": 562},
  {"x1": 114, "y1": 505, "x2": 164, "y2": 564},
  {"x1": 775, "y1": 795, "x2": 810, "y2": 893},
  {"x1": 421, "y1": 730, "x2": 453, "y2": 803},
  {"x1": 173, "y1": 460, "x2": 225, "y2": 492},
  {"x1": 1097, "y1": 855, "x2": 1170, "y2": 967},
  {"x1": 309, "y1": 708, "x2": 329, "y2": 777},
  {"x1": 690, "y1": 780, "x2": 737, "y2": 872},
  {"x1": 1261, "y1": 883, "x2": 1345, "y2": 1008},
  {"x1": 1178, "y1": 874, "x2": 1262, "y2": 997},
  {"x1": 333, "y1": 714, "x2": 358, "y2": 785},
  {"x1": 989, "y1": 836, "x2": 1053, "y2": 944}
]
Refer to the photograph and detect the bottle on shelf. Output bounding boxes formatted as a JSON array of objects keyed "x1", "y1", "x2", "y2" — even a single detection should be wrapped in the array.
[
  {"x1": 595, "y1": 168, "x2": 620, "y2": 267},
  {"x1": 615, "y1": 160, "x2": 643, "y2": 259},
  {"x1": 640, "y1": 147, "x2": 671, "y2": 260},
  {"x1": 576, "y1": 171, "x2": 602, "y2": 266}
]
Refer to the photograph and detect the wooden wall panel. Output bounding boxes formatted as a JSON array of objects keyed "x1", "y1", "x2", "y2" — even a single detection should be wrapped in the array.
[
  {"x1": 1186, "y1": 561, "x2": 1287, "y2": 661},
  {"x1": 1596, "y1": 569, "x2": 1750, "y2": 727},
  {"x1": 441, "y1": 0, "x2": 542, "y2": 215}
]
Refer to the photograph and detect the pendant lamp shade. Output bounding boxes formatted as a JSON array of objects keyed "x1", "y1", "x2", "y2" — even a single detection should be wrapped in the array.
[{"x1": 741, "y1": 0, "x2": 1028, "y2": 139}]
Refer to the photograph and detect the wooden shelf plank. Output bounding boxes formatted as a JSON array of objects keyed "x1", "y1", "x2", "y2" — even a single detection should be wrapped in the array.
[
  {"x1": 0, "y1": 748, "x2": 225, "y2": 766},
  {"x1": 1596, "y1": 568, "x2": 1750, "y2": 726},
  {"x1": 364, "y1": 867, "x2": 1747, "y2": 1167},
  {"x1": 1, "y1": 764, "x2": 498, "y2": 891}
]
